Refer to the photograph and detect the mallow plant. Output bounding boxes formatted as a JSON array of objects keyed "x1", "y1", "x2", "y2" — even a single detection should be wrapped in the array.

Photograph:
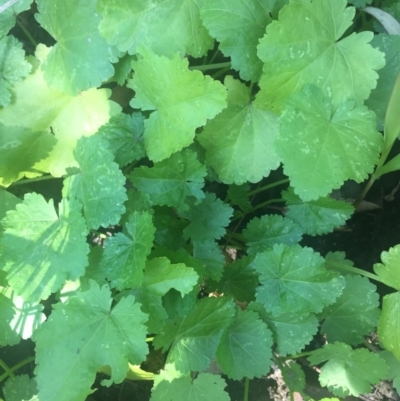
[{"x1": 1, "y1": 0, "x2": 400, "y2": 400}]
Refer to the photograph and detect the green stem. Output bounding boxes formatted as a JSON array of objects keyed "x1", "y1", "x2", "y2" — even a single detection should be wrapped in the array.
[
  {"x1": 250, "y1": 198, "x2": 285, "y2": 213},
  {"x1": 353, "y1": 174, "x2": 377, "y2": 209},
  {"x1": 212, "y1": 66, "x2": 231, "y2": 80},
  {"x1": 286, "y1": 351, "x2": 313, "y2": 360},
  {"x1": 16, "y1": 18, "x2": 38, "y2": 47},
  {"x1": 10, "y1": 174, "x2": 59, "y2": 187},
  {"x1": 190, "y1": 62, "x2": 231, "y2": 72},
  {"x1": 247, "y1": 179, "x2": 290, "y2": 197},
  {"x1": 244, "y1": 377, "x2": 250, "y2": 401},
  {"x1": 0, "y1": 359, "x2": 14, "y2": 381},
  {"x1": 327, "y1": 260, "x2": 384, "y2": 284}
]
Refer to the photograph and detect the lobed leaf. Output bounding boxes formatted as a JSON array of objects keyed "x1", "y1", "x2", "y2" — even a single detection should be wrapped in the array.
[{"x1": 374, "y1": 244, "x2": 400, "y2": 290}]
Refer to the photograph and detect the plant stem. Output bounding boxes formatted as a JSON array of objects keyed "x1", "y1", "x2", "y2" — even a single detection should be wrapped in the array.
[
  {"x1": 247, "y1": 178, "x2": 290, "y2": 197},
  {"x1": 326, "y1": 260, "x2": 384, "y2": 284},
  {"x1": 287, "y1": 351, "x2": 313, "y2": 360},
  {"x1": 212, "y1": 66, "x2": 231, "y2": 79},
  {"x1": 250, "y1": 198, "x2": 285, "y2": 213},
  {"x1": 16, "y1": 18, "x2": 38, "y2": 47},
  {"x1": 10, "y1": 175, "x2": 59, "y2": 187},
  {"x1": 353, "y1": 174, "x2": 377, "y2": 209},
  {"x1": 0, "y1": 359, "x2": 14, "y2": 381},
  {"x1": 244, "y1": 377, "x2": 249, "y2": 401},
  {"x1": 190, "y1": 62, "x2": 231, "y2": 72}
]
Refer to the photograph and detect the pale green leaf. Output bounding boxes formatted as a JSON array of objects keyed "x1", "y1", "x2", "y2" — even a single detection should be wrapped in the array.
[
  {"x1": 249, "y1": 302, "x2": 318, "y2": 356},
  {"x1": 97, "y1": 112, "x2": 145, "y2": 167},
  {"x1": 243, "y1": 214, "x2": 303, "y2": 254},
  {"x1": 0, "y1": 189, "x2": 21, "y2": 235},
  {"x1": 255, "y1": 0, "x2": 385, "y2": 111},
  {"x1": 130, "y1": 149, "x2": 207, "y2": 211},
  {"x1": 98, "y1": 0, "x2": 213, "y2": 57},
  {"x1": 199, "y1": 76, "x2": 280, "y2": 184},
  {"x1": 181, "y1": 193, "x2": 233, "y2": 241},
  {"x1": 380, "y1": 350, "x2": 400, "y2": 394},
  {"x1": 128, "y1": 48, "x2": 227, "y2": 162},
  {"x1": 200, "y1": 1, "x2": 272, "y2": 82},
  {"x1": 0, "y1": 0, "x2": 33, "y2": 38},
  {"x1": 319, "y1": 275, "x2": 380, "y2": 345},
  {"x1": 0, "y1": 35, "x2": 31, "y2": 106},
  {"x1": 34, "y1": 282, "x2": 148, "y2": 401},
  {"x1": 253, "y1": 244, "x2": 345, "y2": 316},
  {"x1": 0, "y1": 293, "x2": 19, "y2": 346},
  {"x1": 308, "y1": 342, "x2": 388, "y2": 397},
  {"x1": 0, "y1": 194, "x2": 89, "y2": 302},
  {"x1": 35, "y1": 0, "x2": 116, "y2": 94},
  {"x1": 151, "y1": 371, "x2": 230, "y2": 401},
  {"x1": 275, "y1": 85, "x2": 382, "y2": 201},
  {"x1": 216, "y1": 310, "x2": 273, "y2": 380},
  {"x1": 0, "y1": 45, "x2": 121, "y2": 177},
  {"x1": 100, "y1": 211, "x2": 155, "y2": 290},
  {"x1": 282, "y1": 188, "x2": 354, "y2": 235},
  {"x1": 3, "y1": 375, "x2": 38, "y2": 401},
  {"x1": 374, "y1": 244, "x2": 400, "y2": 290},
  {"x1": 378, "y1": 292, "x2": 400, "y2": 361},
  {"x1": 63, "y1": 135, "x2": 127, "y2": 230},
  {"x1": 154, "y1": 297, "x2": 235, "y2": 372},
  {"x1": 0, "y1": 124, "x2": 56, "y2": 187}
]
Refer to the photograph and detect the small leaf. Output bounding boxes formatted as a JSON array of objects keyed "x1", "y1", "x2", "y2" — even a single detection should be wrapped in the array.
[
  {"x1": 3, "y1": 375, "x2": 38, "y2": 401},
  {"x1": 374, "y1": 244, "x2": 400, "y2": 290}
]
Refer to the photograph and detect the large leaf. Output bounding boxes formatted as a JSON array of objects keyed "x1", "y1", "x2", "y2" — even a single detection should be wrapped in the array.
[
  {"x1": 282, "y1": 188, "x2": 354, "y2": 235},
  {"x1": 319, "y1": 275, "x2": 380, "y2": 345},
  {"x1": 253, "y1": 244, "x2": 345, "y2": 316},
  {"x1": 34, "y1": 282, "x2": 148, "y2": 401},
  {"x1": 275, "y1": 85, "x2": 382, "y2": 201},
  {"x1": 35, "y1": 0, "x2": 116, "y2": 94},
  {"x1": 154, "y1": 297, "x2": 235, "y2": 372},
  {"x1": 0, "y1": 35, "x2": 31, "y2": 106},
  {"x1": 0, "y1": 194, "x2": 89, "y2": 302},
  {"x1": 100, "y1": 211, "x2": 155, "y2": 290},
  {"x1": 255, "y1": 0, "x2": 385, "y2": 111},
  {"x1": 128, "y1": 48, "x2": 227, "y2": 162},
  {"x1": 308, "y1": 342, "x2": 388, "y2": 397},
  {"x1": 0, "y1": 124, "x2": 56, "y2": 187},
  {"x1": 200, "y1": 1, "x2": 271, "y2": 82},
  {"x1": 378, "y1": 292, "x2": 400, "y2": 361},
  {"x1": 0, "y1": 45, "x2": 120, "y2": 177},
  {"x1": 216, "y1": 310, "x2": 273, "y2": 380},
  {"x1": 62, "y1": 135, "x2": 127, "y2": 230},
  {"x1": 198, "y1": 76, "x2": 280, "y2": 184},
  {"x1": 98, "y1": 0, "x2": 213, "y2": 57},
  {"x1": 130, "y1": 149, "x2": 207, "y2": 211}
]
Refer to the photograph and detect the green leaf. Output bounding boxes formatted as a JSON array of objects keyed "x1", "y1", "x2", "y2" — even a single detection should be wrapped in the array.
[
  {"x1": 80, "y1": 246, "x2": 108, "y2": 290},
  {"x1": 255, "y1": 0, "x2": 385, "y2": 111},
  {"x1": 275, "y1": 85, "x2": 382, "y2": 201},
  {"x1": 0, "y1": 287, "x2": 45, "y2": 346},
  {"x1": 243, "y1": 214, "x2": 303, "y2": 254},
  {"x1": 192, "y1": 239, "x2": 225, "y2": 281},
  {"x1": 366, "y1": 34, "x2": 400, "y2": 130},
  {"x1": 154, "y1": 297, "x2": 235, "y2": 372},
  {"x1": 378, "y1": 292, "x2": 400, "y2": 361},
  {"x1": 253, "y1": 244, "x2": 345, "y2": 316},
  {"x1": 217, "y1": 256, "x2": 258, "y2": 302},
  {"x1": 227, "y1": 184, "x2": 252, "y2": 213},
  {"x1": 0, "y1": 189, "x2": 21, "y2": 235},
  {"x1": 319, "y1": 275, "x2": 380, "y2": 346},
  {"x1": 282, "y1": 188, "x2": 354, "y2": 235},
  {"x1": 0, "y1": 45, "x2": 121, "y2": 177},
  {"x1": 249, "y1": 302, "x2": 318, "y2": 356},
  {"x1": 3, "y1": 375, "x2": 38, "y2": 401},
  {"x1": 98, "y1": 0, "x2": 213, "y2": 57},
  {"x1": 374, "y1": 244, "x2": 400, "y2": 290},
  {"x1": 63, "y1": 135, "x2": 127, "y2": 230},
  {"x1": 0, "y1": 0, "x2": 33, "y2": 38},
  {"x1": 349, "y1": 0, "x2": 372, "y2": 6},
  {"x1": 0, "y1": 35, "x2": 31, "y2": 106},
  {"x1": 281, "y1": 362, "x2": 306, "y2": 394},
  {"x1": 380, "y1": 350, "x2": 400, "y2": 394},
  {"x1": 0, "y1": 194, "x2": 89, "y2": 302},
  {"x1": 216, "y1": 310, "x2": 273, "y2": 379},
  {"x1": 198, "y1": 76, "x2": 280, "y2": 184},
  {"x1": 0, "y1": 124, "x2": 56, "y2": 187},
  {"x1": 34, "y1": 282, "x2": 148, "y2": 401},
  {"x1": 181, "y1": 193, "x2": 233, "y2": 241},
  {"x1": 35, "y1": 0, "x2": 116, "y2": 94},
  {"x1": 128, "y1": 48, "x2": 227, "y2": 162},
  {"x1": 200, "y1": 1, "x2": 271, "y2": 82},
  {"x1": 308, "y1": 342, "x2": 388, "y2": 397},
  {"x1": 100, "y1": 211, "x2": 155, "y2": 290},
  {"x1": 130, "y1": 149, "x2": 207, "y2": 211},
  {"x1": 97, "y1": 112, "x2": 145, "y2": 167},
  {"x1": 151, "y1": 371, "x2": 230, "y2": 401}
]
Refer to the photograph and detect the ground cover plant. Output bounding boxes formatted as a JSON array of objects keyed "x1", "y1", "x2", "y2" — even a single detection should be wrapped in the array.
[{"x1": 2, "y1": 0, "x2": 400, "y2": 400}]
